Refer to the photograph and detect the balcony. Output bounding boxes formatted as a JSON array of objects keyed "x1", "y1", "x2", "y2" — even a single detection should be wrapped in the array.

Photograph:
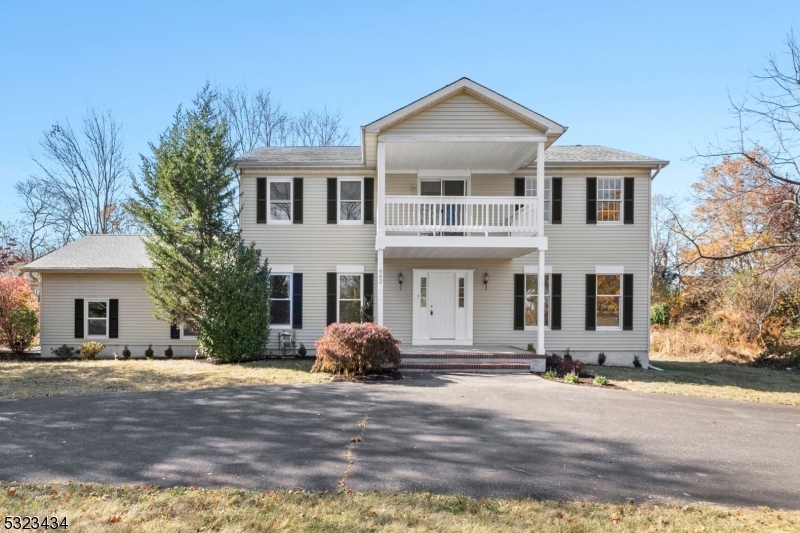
[{"x1": 377, "y1": 195, "x2": 547, "y2": 259}]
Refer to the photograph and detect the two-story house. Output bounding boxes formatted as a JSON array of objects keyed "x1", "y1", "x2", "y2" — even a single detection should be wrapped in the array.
[{"x1": 24, "y1": 78, "x2": 667, "y2": 368}]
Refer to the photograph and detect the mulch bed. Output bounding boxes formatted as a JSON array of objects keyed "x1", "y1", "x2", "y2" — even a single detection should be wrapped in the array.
[
  {"x1": 331, "y1": 368, "x2": 403, "y2": 382},
  {"x1": 537, "y1": 372, "x2": 619, "y2": 389}
]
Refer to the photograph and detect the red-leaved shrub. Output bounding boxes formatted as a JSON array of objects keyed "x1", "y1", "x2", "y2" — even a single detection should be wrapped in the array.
[{"x1": 312, "y1": 323, "x2": 401, "y2": 376}]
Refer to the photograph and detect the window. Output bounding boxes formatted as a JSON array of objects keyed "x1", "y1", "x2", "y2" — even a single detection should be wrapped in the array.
[
  {"x1": 86, "y1": 299, "x2": 108, "y2": 338},
  {"x1": 338, "y1": 274, "x2": 363, "y2": 322},
  {"x1": 458, "y1": 277, "x2": 465, "y2": 308},
  {"x1": 597, "y1": 274, "x2": 621, "y2": 329},
  {"x1": 524, "y1": 275, "x2": 550, "y2": 328},
  {"x1": 181, "y1": 322, "x2": 197, "y2": 339},
  {"x1": 270, "y1": 274, "x2": 292, "y2": 327},
  {"x1": 420, "y1": 277, "x2": 427, "y2": 307},
  {"x1": 597, "y1": 178, "x2": 622, "y2": 223},
  {"x1": 339, "y1": 178, "x2": 363, "y2": 223},
  {"x1": 525, "y1": 177, "x2": 551, "y2": 223},
  {"x1": 268, "y1": 179, "x2": 292, "y2": 223}
]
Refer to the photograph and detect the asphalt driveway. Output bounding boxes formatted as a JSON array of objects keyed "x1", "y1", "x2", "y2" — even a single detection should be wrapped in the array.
[{"x1": 1, "y1": 373, "x2": 798, "y2": 509}]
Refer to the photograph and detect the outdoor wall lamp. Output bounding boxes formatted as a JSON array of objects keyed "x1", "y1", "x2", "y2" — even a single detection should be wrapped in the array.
[
  {"x1": 483, "y1": 272, "x2": 489, "y2": 290},
  {"x1": 398, "y1": 271, "x2": 404, "y2": 290}
]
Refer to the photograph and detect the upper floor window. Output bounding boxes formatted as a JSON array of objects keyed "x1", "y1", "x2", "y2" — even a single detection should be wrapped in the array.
[
  {"x1": 597, "y1": 178, "x2": 622, "y2": 223},
  {"x1": 339, "y1": 178, "x2": 363, "y2": 224},
  {"x1": 524, "y1": 177, "x2": 551, "y2": 223},
  {"x1": 268, "y1": 178, "x2": 292, "y2": 223}
]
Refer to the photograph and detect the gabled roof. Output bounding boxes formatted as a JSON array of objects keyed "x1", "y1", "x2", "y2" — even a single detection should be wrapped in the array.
[
  {"x1": 21, "y1": 235, "x2": 150, "y2": 273},
  {"x1": 363, "y1": 78, "x2": 567, "y2": 136},
  {"x1": 539, "y1": 145, "x2": 668, "y2": 168},
  {"x1": 236, "y1": 146, "x2": 363, "y2": 168}
]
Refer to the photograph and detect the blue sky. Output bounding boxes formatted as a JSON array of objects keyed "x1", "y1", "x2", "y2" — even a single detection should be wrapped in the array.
[{"x1": 0, "y1": 1, "x2": 796, "y2": 221}]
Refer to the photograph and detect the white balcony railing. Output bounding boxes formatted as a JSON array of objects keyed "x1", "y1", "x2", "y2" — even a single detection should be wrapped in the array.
[{"x1": 384, "y1": 195, "x2": 538, "y2": 235}]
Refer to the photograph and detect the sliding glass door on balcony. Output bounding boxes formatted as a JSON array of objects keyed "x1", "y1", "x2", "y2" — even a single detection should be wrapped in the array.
[{"x1": 420, "y1": 180, "x2": 465, "y2": 235}]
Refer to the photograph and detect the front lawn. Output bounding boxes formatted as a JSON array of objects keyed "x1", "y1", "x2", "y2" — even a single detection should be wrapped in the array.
[
  {"x1": 1, "y1": 482, "x2": 797, "y2": 533},
  {"x1": 590, "y1": 360, "x2": 800, "y2": 406},
  {"x1": 0, "y1": 359, "x2": 331, "y2": 399}
]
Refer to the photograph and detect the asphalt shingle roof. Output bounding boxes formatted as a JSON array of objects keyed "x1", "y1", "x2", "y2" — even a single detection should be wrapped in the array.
[
  {"x1": 236, "y1": 146, "x2": 362, "y2": 166},
  {"x1": 541, "y1": 145, "x2": 665, "y2": 164},
  {"x1": 22, "y1": 235, "x2": 150, "y2": 272}
]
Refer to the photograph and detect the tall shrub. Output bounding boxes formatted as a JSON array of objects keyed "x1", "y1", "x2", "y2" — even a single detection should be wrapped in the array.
[{"x1": 0, "y1": 275, "x2": 38, "y2": 354}]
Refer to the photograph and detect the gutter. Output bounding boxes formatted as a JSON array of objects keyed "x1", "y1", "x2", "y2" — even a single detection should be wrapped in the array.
[{"x1": 650, "y1": 163, "x2": 665, "y2": 180}]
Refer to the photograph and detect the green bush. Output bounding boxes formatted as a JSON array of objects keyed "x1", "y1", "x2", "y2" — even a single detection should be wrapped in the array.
[
  {"x1": 3, "y1": 306, "x2": 39, "y2": 355},
  {"x1": 526, "y1": 342, "x2": 535, "y2": 352},
  {"x1": 164, "y1": 345, "x2": 174, "y2": 359},
  {"x1": 297, "y1": 343, "x2": 307, "y2": 357},
  {"x1": 122, "y1": 346, "x2": 131, "y2": 360},
  {"x1": 593, "y1": 375, "x2": 609, "y2": 386},
  {"x1": 312, "y1": 322, "x2": 401, "y2": 376},
  {"x1": 597, "y1": 352, "x2": 606, "y2": 366},
  {"x1": 650, "y1": 302, "x2": 669, "y2": 326},
  {"x1": 564, "y1": 372, "x2": 580, "y2": 384},
  {"x1": 79, "y1": 341, "x2": 105, "y2": 360},
  {"x1": 145, "y1": 343, "x2": 154, "y2": 359},
  {"x1": 633, "y1": 354, "x2": 643, "y2": 368},
  {"x1": 544, "y1": 369, "x2": 558, "y2": 379},
  {"x1": 51, "y1": 344, "x2": 76, "y2": 360}
]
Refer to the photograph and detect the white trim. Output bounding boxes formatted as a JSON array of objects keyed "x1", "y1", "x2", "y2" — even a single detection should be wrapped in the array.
[
  {"x1": 596, "y1": 272, "x2": 622, "y2": 331},
  {"x1": 269, "y1": 265, "x2": 294, "y2": 273},
  {"x1": 337, "y1": 177, "x2": 364, "y2": 225},
  {"x1": 411, "y1": 339, "x2": 474, "y2": 346},
  {"x1": 411, "y1": 269, "x2": 473, "y2": 345},
  {"x1": 416, "y1": 176, "x2": 470, "y2": 198},
  {"x1": 595, "y1": 266, "x2": 625, "y2": 274},
  {"x1": 269, "y1": 272, "x2": 293, "y2": 328},
  {"x1": 524, "y1": 271, "x2": 551, "y2": 332},
  {"x1": 418, "y1": 169, "x2": 471, "y2": 177},
  {"x1": 266, "y1": 177, "x2": 293, "y2": 225},
  {"x1": 336, "y1": 272, "x2": 364, "y2": 323},
  {"x1": 84, "y1": 298, "x2": 109, "y2": 339},
  {"x1": 524, "y1": 265, "x2": 553, "y2": 274},
  {"x1": 180, "y1": 324, "x2": 197, "y2": 340},
  {"x1": 523, "y1": 176, "x2": 552, "y2": 224},
  {"x1": 596, "y1": 177, "x2": 624, "y2": 224},
  {"x1": 337, "y1": 264, "x2": 365, "y2": 274},
  {"x1": 379, "y1": 134, "x2": 548, "y2": 143}
]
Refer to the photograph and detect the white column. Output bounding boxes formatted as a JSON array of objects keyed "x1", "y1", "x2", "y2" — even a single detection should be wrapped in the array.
[
  {"x1": 536, "y1": 141, "x2": 545, "y2": 237},
  {"x1": 376, "y1": 249, "x2": 384, "y2": 325},
  {"x1": 377, "y1": 141, "x2": 386, "y2": 236},
  {"x1": 537, "y1": 249, "x2": 545, "y2": 355}
]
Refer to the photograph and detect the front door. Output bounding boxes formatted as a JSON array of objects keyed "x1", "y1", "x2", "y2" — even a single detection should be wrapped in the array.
[{"x1": 429, "y1": 271, "x2": 456, "y2": 339}]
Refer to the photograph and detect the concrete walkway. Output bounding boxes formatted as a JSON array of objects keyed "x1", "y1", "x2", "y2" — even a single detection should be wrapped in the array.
[{"x1": 1, "y1": 373, "x2": 798, "y2": 509}]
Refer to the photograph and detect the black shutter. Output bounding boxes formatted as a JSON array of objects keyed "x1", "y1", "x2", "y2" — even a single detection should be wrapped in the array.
[
  {"x1": 170, "y1": 324, "x2": 180, "y2": 339},
  {"x1": 551, "y1": 274, "x2": 562, "y2": 330},
  {"x1": 327, "y1": 178, "x2": 337, "y2": 224},
  {"x1": 364, "y1": 178, "x2": 374, "y2": 224},
  {"x1": 74, "y1": 299, "x2": 84, "y2": 338},
  {"x1": 109, "y1": 299, "x2": 119, "y2": 338},
  {"x1": 514, "y1": 273, "x2": 525, "y2": 330},
  {"x1": 326, "y1": 272, "x2": 337, "y2": 325},
  {"x1": 363, "y1": 273, "x2": 374, "y2": 322},
  {"x1": 514, "y1": 177, "x2": 525, "y2": 197},
  {"x1": 586, "y1": 177, "x2": 597, "y2": 224},
  {"x1": 256, "y1": 177, "x2": 266, "y2": 224},
  {"x1": 292, "y1": 273, "x2": 303, "y2": 329},
  {"x1": 552, "y1": 177, "x2": 562, "y2": 224},
  {"x1": 293, "y1": 178, "x2": 303, "y2": 224},
  {"x1": 623, "y1": 273, "x2": 634, "y2": 330},
  {"x1": 624, "y1": 177, "x2": 634, "y2": 224},
  {"x1": 585, "y1": 274, "x2": 596, "y2": 330}
]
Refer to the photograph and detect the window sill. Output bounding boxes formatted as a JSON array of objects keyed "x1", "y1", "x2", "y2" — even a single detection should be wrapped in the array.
[
  {"x1": 524, "y1": 326, "x2": 551, "y2": 331},
  {"x1": 596, "y1": 221, "x2": 623, "y2": 226},
  {"x1": 267, "y1": 220, "x2": 293, "y2": 225},
  {"x1": 596, "y1": 326, "x2": 622, "y2": 331},
  {"x1": 270, "y1": 324, "x2": 293, "y2": 329},
  {"x1": 85, "y1": 335, "x2": 108, "y2": 340},
  {"x1": 337, "y1": 221, "x2": 364, "y2": 225}
]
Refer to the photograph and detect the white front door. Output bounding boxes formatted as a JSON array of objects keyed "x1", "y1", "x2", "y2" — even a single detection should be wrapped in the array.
[{"x1": 429, "y1": 271, "x2": 456, "y2": 339}]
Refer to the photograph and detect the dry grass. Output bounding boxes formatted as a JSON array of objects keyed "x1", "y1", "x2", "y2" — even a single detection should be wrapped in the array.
[
  {"x1": 650, "y1": 327, "x2": 761, "y2": 363},
  {"x1": 0, "y1": 359, "x2": 331, "y2": 399},
  {"x1": 592, "y1": 360, "x2": 800, "y2": 406},
  {"x1": 1, "y1": 482, "x2": 797, "y2": 533}
]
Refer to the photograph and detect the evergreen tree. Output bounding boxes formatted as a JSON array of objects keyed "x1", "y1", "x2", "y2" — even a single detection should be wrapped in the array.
[{"x1": 130, "y1": 85, "x2": 270, "y2": 362}]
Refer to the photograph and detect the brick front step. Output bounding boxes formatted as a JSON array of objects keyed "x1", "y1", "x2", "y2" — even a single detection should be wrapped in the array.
[
  {"x1": 401, "y1": 352, "x2": 545, "y2": 360},
  {"x1": 399, "y1": 362, "x2": 533, "y2": 371}
]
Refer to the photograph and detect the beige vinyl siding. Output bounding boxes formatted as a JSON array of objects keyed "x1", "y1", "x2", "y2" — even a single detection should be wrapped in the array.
[
  {"x1": 386, "y1": 174, "x2": 417, "y2": 195},
  {"x1": 40, "y1": 272, "x2": 197, "y2": 358},
  {"x1": 364, "y1": 133, "x2": 378, "y2": 167},
  {"x1": 240, "y1": 173, "x2": 378, "y2": 353},
  {"x1": 383, "y1": 93, "x2": 545, "y2": 135}
]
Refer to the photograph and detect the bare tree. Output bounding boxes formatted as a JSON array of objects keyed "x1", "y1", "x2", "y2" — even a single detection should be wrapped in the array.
[
  {"x1": 218, "y1": 84, "x2": 292, "y2": 156},
  {"x1": 26, "y1": 108, "x2": 133, "y2": 244},
  {"x1": 291, "y1": 106, "x2": 354, "y2": 147},
  {"x1": 13, "y1": 177, "x2": 61, "y2": 261}
]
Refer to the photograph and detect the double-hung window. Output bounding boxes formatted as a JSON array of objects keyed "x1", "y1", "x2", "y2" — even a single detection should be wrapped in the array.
[
  {"x1": 525, "y1": 177, "x2": 551, "y2": 223},
  {"x1": 338, "y1": 273, "x2": 363, "y2": 322},
  {"x1": 268, "y1": 178, "x2": 292, "y2": 223},
  {"x1": 181, "y1": 322, "x2": 197, "y2": 339},
  {"x1": 597, "y1": 274, "x2": 621, "y2": 329},
  {"x1": 597, "y1": 178, "x2": 622, "y2": 223},
  {"x1": 524, "y1": 274, "x2": 550, "y2": 328},
  {"x1": 86, "y1": 299, "x2": 108, "y2": 338},
  {"x1": 339, "y1": 178, "x2": 363, "y2": 224},
  {"x1": 270, "y1": 273, "x2": 292, "y2": 327}
]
